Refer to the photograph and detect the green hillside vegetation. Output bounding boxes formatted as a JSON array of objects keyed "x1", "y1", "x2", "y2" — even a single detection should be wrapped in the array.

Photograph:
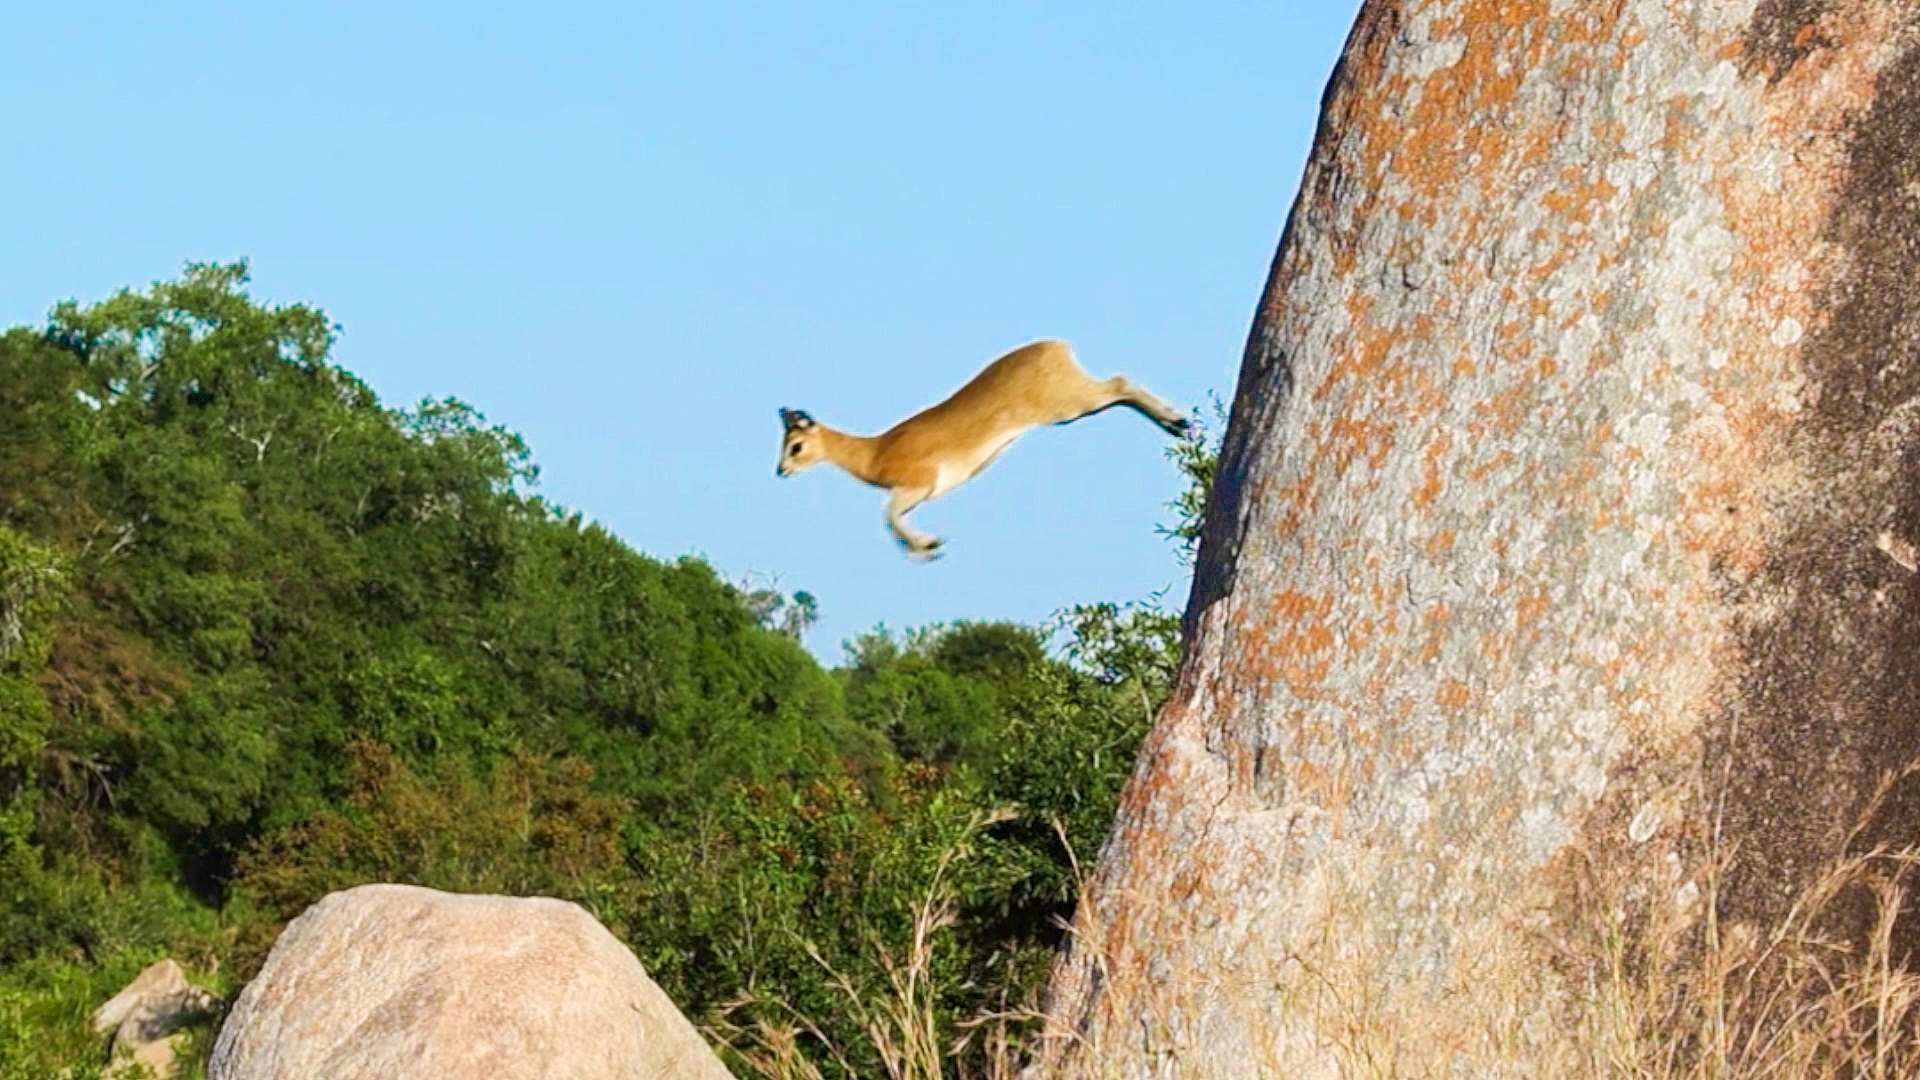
[{"x1": 0, "y1": 264, "x2": 1207, "y2": 1079}]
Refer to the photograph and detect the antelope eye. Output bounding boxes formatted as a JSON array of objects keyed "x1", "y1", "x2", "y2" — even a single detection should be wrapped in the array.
[{"x1": 788, "y1": 443, "x2": 801, "y2": 455}]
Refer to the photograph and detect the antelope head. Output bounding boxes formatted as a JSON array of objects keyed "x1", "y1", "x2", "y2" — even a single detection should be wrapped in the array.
[{"x1": 775, "y1": 408, "x2": 827, "y2": 477}]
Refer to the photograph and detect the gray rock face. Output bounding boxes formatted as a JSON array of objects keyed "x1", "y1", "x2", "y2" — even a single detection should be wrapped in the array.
[
  {"x1": 209, "y1": 884, "x2": 733, "y2": 1080},
  {"x1": 1035, "y1": 1, "x2": 1920, "y2": 1077}
]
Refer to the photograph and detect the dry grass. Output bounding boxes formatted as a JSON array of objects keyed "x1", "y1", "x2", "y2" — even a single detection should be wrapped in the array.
[
  {"x1": 1575, "y1": 845, "x2": 1920, "y2": 1079},
  {"x1": 713, "y1": 776, "x2": 1920, "y2": 1080},
  {"x1": 705, "y1": 807, "x2": 1035, "y2": 1080},
  {"x1": 1567, "y1": 768, "x2": 1920, "y2": 1080}
]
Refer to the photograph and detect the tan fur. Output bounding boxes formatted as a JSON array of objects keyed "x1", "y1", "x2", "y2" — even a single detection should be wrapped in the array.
[{"x1": 775, "y1": 339, "x2": 1188, "y2": 559}]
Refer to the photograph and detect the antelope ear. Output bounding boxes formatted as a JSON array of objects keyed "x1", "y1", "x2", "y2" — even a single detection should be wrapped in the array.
[{"x1": 780, "y1": 408, "x2": 814, "y2": 431}]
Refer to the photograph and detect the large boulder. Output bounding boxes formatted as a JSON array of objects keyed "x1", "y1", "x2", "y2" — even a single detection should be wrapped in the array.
[
  {"x1": 209, "y1": 884, "x2": 733, "y2": 1080},
  {"x1": 1035, "y1": 0, "x2": 1920, "y2": 1077}
]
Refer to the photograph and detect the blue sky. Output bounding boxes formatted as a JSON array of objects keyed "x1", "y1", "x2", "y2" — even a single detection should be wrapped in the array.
[{"x1": 2, "y1": 2, "x2": 1359, "y2": 662}]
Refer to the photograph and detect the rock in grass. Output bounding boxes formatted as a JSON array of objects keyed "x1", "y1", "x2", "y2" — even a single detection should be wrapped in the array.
[{"x1": 93, "y1": 958, "x2": 218, "y2": 1079}]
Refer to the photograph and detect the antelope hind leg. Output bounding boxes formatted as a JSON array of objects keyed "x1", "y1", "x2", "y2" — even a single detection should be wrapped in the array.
[{"x1": 1104, "y1": 376, "x2": 1190, "y2": 437}]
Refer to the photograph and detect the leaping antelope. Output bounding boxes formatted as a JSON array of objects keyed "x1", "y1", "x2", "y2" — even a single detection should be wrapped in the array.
[{"x1": 775, "y1": 339, "x2": 1189, "y2": 559}]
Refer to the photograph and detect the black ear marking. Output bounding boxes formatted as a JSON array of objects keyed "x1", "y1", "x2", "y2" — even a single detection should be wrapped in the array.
[{"x1": 779, "y1": 408, "x2": 814, "y2": 431}]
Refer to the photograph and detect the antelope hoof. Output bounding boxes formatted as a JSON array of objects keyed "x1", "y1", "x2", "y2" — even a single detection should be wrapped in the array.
[{"x1": 907, "y1": 537, "x2": 945, "y2": 562}]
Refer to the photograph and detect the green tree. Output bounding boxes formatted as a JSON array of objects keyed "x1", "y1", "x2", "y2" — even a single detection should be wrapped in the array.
[
  {"x1": 231, "y1": 739, "x2": 637, "y2": 969},
  {"x1": 0, "y1": 526, "x2": 63, "y2": 949}
]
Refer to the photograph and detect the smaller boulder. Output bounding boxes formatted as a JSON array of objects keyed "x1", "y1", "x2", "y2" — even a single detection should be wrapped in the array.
[
  {"x1": 209, "y1": 884, "x2": 734, "y2": 1080},
  {"x1": 92, "y1": 958, "x2": 218, "y2": 1079}
]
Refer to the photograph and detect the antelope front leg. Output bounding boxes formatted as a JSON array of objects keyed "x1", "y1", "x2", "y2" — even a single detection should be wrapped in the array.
[{"x1": 885, "y1": 487, "x2": 943, "y2": 560}]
